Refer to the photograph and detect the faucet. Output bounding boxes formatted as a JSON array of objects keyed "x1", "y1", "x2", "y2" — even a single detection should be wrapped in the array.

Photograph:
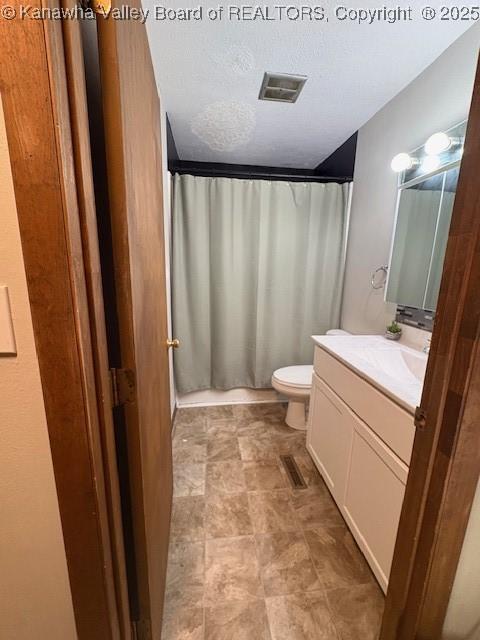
[{"x1": 422, "y1": 337, "x2": 431, "y2": 354}]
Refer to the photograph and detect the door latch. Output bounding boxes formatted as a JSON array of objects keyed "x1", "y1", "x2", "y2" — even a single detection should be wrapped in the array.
[
  {"x1": 414, "y1": 406, "x2": 427, "y2": 430},
  {"x1": 110, "y1": 368, "x2": 136, "y2": 407}
]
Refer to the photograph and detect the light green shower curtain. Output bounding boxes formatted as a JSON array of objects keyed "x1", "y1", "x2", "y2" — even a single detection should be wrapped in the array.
[{"x1": 172, "y1": 174, "x2": 351, "y2": 393}]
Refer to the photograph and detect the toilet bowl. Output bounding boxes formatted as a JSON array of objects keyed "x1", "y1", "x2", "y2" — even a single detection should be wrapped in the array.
[
  {"x1": 272, "y1": 365, "x2": 313, "y2": 430},
  {"x1": 272, "y1": 329, "x2": 350, "y2": 430}
]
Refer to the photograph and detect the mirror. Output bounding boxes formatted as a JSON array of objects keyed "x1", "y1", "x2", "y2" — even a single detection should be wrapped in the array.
[
  {"x1": 386, "y1": 120, "x2": 466, "y2": 313},
  {"x1": 424, "y1": 168, "x2": 459, "y2": 310},
  {"x1": 386, "y1": 168, "x2": 458, "y2": 311}
]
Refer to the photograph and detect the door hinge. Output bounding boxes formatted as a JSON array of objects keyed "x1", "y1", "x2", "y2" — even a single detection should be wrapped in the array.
[
  {"x1": 110, "y1": 367, "x2": 136, "y2": 407},
  {"x1": 414, "y1": 406, "x2": 427, "y2": 430},
  {"x1": 132, "y1": 619, "x2": 152, "y2": 640},
  {"x1": 82, "y1": 0, "x2": 112, "y2": 15}
]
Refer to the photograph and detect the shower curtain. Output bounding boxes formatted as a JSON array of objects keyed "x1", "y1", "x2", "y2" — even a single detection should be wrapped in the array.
[{"x1": 172, "y1": 174, "x2": 352, "y2": 393}]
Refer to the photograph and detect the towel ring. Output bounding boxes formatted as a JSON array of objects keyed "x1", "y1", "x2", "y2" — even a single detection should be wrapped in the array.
[{"x1": 371, "y1": 265, "x2": 388, "y2": 290}]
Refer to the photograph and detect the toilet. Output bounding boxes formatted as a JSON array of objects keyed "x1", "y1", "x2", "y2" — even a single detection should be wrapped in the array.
[{"x1": 272, "y1": 329, "x2": 350, "y2": 430}]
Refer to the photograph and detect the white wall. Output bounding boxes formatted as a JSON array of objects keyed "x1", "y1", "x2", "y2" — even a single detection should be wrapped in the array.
[
  {"x1": 342, "y1": 24, "x2": 480, "y2": 335},
  {"x1": 0, "y1": 98, "x2": 77, "y2": 639},
  {"x1": 443, "y1": 479, "x2": 480, "y2": 639}
]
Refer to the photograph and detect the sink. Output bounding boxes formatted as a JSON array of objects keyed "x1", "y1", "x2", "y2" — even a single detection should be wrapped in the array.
[
  {"x1": 401, "y1": 350, "x2": 428, "y2": 381},
  {"x1": 311, "y1": 335, "x2": 428, "y2": 413}
]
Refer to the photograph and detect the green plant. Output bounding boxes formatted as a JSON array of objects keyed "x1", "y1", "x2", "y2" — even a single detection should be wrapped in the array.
[{"x1": 386, "y1": 320, "x2": 402, "y2": 334}]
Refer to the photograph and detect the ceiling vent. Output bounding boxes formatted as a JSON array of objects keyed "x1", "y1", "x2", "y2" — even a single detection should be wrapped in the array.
[{"x1": 258, "y1": 72, "x2": 307, "y2": 103}]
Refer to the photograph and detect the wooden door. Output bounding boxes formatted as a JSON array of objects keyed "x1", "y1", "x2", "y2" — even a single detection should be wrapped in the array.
[
  {"x1": 0, "y1": 6, "x2": 131, "y2": 639},
  {"x1": 94, "y1": 5, "x2": 173, "y2": 638}
]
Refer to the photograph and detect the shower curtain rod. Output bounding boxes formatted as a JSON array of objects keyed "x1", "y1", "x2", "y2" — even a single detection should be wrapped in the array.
[{"x1": 169, "y1": 160, "x2": 352, "y2": 183}]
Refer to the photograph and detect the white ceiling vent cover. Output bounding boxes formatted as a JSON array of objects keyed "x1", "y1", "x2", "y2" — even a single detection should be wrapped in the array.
[{"x1": 258, "y1": 72, "x2": 307, "y2": 103}]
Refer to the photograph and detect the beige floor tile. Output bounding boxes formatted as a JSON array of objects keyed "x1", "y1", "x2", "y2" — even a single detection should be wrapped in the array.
[
  {"x1": 164, "y1": 541, "x2": 205, "y2": 609},
  {"x1": 238, "y1": 435, "x2": 277, "y2": 461},
  {"x1": 205, "y1": 599, "x2": 271, "y2": 640},
  {"x1": 165, "y1": 403, "x2": 381, "y2": 640},
  {"x1": 266, "y1": 592, "x2": 338, "y2": 640},
  {"x1": 232, "y1": 404, "x2": 255, "y2": 420},
  {"x1": 266, "y1": 421, "x2": 300, "y2": 436},
  {"x1": 304, "y1": 524, "x2": 373, "y2": 589},
  {"x1": 255, "y1": 403, "x2": 288, "y2": 422},
  {"x1": 174, "y1": 463, "x2": 206, "y2": 497},
  {"x1": 207, "y1": 436, "x2": 241, "y2": 462},
  {"x1": 233, "y1": 404, "x2": 271, "y2": 420},
  {"x1": 207, "y1": 418, "x2": 237, "y2": 438},
  {"x1": 171, "y1": 496, "x2": 205, "y2": 542},
  {"x1": 206, "y1": 405, "x2": 234, "y2": 421},
  {"x1": 234, "y1": 404, "x2": 287, "y2": 428},
  {"x1": 244, "y1": 461, "x2": 287, "y2": 491},
  {"x1": 175, "y1": 407, "x2": 208, "y2": 427},
  {"x1": 289, "y1": 485, "x2": 345, "y2": 529},
  {"x1": 275, "y1": 433, "x2": 308, "y2": 457},
  {"x1": 248, "y1": 490, "x2": 298, "y2": 533},
  {"x1": 205, "y1": 493, "x2": 253, "y2": 539},
  {"x1": 173, "y1": 433, "x2": 207, "y2": 464},
  {"x1": 174, "y1": 421, "x2": 207, "y2": 441},
  {"x1": 326, "y1": 582, "x2": 384, "y2": 640},
  {"x1": 256, "y1": 531, "x2": 322, "y2": 596},
  {"x1": 204, "y1": 536, "x2": 263, "y2": 605},
  {"x1": 162, "y1": 605, "x2": 204, "y2": 640},
  {"x1": 236, "y1": 419, "x2": 273, "y2": 438},
  {"x1": 206, "y1": 461, "x2": 246, "y2": 495}
]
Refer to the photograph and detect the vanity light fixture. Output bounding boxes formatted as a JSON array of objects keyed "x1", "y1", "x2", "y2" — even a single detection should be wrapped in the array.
[
  {"x1": 391, "y1": 152, "x2": 415, "y2": 173},
  {"x1": 425, "y1": 131, "x2": 452, "y2": 155},
  {"x1": 421, "y1": 154, "x2": 441, "y2": 173},
  {"x1": 425, "y1": 131, "x2": 464, "y2": 156},
  {"x1": 391, "y1": 121, "x2": 466, "y2": 177}
]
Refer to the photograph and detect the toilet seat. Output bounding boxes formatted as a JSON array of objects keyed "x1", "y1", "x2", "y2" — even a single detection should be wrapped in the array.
[
  {"x1": 272, "y1": 365, "x2": 313, "y2": 389},
  {"x1": 271, "y1": 330, "x2": 350, "y2": 430}
]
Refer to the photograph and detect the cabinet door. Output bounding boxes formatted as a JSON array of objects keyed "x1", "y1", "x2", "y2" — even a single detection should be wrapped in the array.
[
  {"x1": 343, "y1": 416, "x2": 408, "y2": 592},
  {"x1": 307, "y1": 374, "x2": 353, "y2": 504}
]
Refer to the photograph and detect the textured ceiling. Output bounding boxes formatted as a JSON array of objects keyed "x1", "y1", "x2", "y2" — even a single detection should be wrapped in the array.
[{"x1": 145, "y1": 2, "x2": 472, "y2": 168}]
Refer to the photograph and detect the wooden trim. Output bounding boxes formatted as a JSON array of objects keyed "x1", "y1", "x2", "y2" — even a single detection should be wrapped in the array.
[
  {"x1": 0, "y1": 6, "x2": 123, "y2": 639},
  {"x1": 95, "y1": 13, "x2": 152, "y2": 626},
  {"x1": 60, "y1": 6, "x2": 130, "y2": 637},
  {"x1": 380, "y1": 54, "x2": 480, "y2": 639}
]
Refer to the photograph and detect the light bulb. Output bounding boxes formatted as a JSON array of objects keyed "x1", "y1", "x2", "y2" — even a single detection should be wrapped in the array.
[
  {"x1": 391, "y1": 153, "x2": 413, "y2": 173},
  {"x1": 421, "y1": 155, "x2": 441, "y2": 173},
  {"x1": 425, "y1": 132, "x2": 451, "y2": 155}
]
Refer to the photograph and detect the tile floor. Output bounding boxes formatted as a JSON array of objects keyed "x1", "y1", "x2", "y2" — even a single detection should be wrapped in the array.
[{"x1": 162, "y1": 403, "x2": 384, "y2": 640}]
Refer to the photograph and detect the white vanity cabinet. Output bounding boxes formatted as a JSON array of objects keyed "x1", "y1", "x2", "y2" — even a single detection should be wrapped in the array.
[
  {"x1": 307, "y1": 342, "x2": 416, "y2": 593},
  {"x1": 308, "y1": 374, "x2": 352, "y2": 504}
]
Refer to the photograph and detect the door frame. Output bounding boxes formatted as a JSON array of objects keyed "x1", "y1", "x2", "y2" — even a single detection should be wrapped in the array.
[
  {"x1": 0, "y1": 4, "x2": 129, "y2": 638},
  {"x1": 380, "y1": 54, "x2": 480, "y2": 639}
]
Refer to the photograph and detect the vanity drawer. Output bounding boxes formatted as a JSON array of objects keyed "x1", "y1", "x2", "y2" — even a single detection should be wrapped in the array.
[{"x1": 313, "y1": 346, "x2": 415, "y2": 465}]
